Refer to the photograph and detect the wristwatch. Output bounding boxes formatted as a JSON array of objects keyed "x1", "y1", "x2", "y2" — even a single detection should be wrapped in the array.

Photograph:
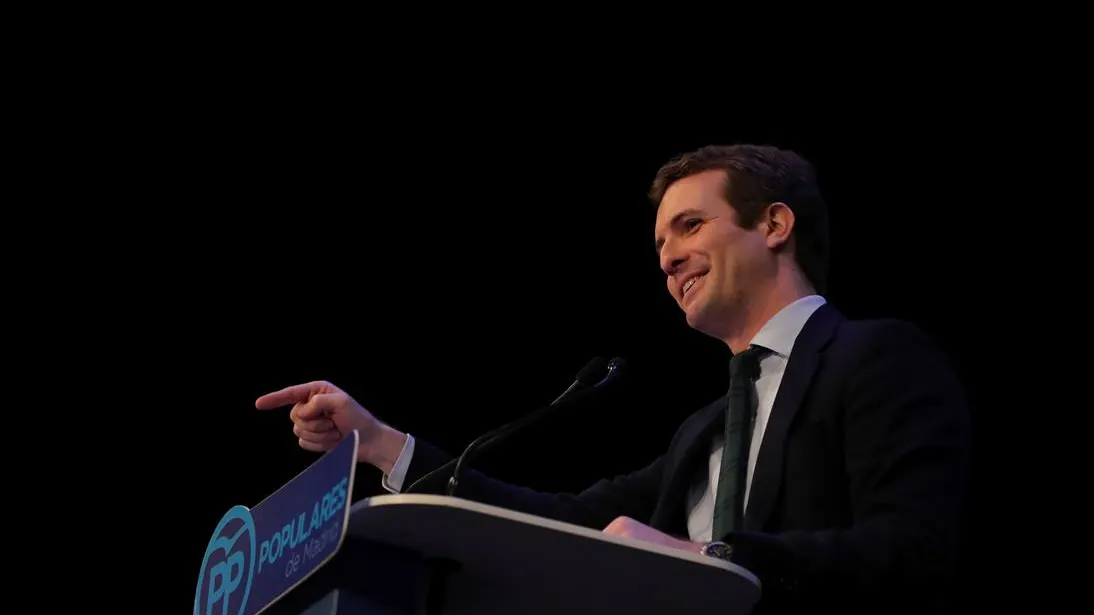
[{"x1": 700, "y1": 540, "x2": 733, "y2": 560}]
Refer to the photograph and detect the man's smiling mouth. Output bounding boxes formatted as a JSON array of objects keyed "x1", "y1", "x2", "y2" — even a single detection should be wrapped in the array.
[{"x1": 683, "y1": 274, "x2": 706, "y2": 297}]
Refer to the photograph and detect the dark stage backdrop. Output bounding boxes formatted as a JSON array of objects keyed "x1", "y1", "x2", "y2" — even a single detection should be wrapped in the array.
[{"x1": 168, "y1": 119, "x2": 997, "y2": 610}]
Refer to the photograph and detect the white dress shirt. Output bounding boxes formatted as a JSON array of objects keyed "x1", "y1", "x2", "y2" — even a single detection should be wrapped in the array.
[
  {"x1": 381, "y1": 432, "x2": 415, "y2": 493},
  {"x1": 685, "y1": 294, "x2": 826, "y2": 541},
  {"x1": 382, "y1": 295, "x2": 828, "y2": 542}
]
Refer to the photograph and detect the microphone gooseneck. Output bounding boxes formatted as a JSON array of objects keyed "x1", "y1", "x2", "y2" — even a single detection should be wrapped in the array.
[
  {"x1": 445, "y1": 357, "x2": 625, "y2": 497},
  {"x1": 402, "y1": 357, "x2": 626, "y2": 496}
]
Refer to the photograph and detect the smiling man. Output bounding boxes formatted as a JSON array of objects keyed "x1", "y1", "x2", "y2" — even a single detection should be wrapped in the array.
[{"x1": 256, "y1": 144, "x2": 972, "y2": 614}]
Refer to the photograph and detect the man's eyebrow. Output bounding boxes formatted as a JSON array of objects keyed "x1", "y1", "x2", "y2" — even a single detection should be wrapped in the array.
[{"x1": 654, "y1": 208, "x2": 705, "y2": 253}]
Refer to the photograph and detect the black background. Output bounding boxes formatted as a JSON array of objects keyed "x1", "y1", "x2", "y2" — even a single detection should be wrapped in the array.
[{"x1": 156, "y1": 105, "x2": 1007, "y2": 610}]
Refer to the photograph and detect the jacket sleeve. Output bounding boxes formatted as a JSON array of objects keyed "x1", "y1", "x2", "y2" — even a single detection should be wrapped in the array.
[
  {"x1": 399, "y1": 434, "x2": 665, "y2": 531},
  {"x1": 728, "y1": 320, "x2": 973, "y2": 599}
]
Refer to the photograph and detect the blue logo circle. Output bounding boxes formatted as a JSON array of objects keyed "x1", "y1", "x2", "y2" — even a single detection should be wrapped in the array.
[{"x1": 194, "y1": 505, "x2": 256, "y2": 615}]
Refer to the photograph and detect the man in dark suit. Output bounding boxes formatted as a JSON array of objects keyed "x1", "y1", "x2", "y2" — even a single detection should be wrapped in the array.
[{"x1": 256, "y1": 144, "x2": 972, "y2": 613}]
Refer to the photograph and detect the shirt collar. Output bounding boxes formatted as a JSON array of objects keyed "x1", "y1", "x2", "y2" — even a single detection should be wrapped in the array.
[{"x1": 750, "y1": 295, "x2": 827, "y2": 358}]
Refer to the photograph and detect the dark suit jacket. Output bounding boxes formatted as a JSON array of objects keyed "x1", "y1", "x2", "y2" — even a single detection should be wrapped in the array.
[{"x1": 402, "y1": 304, "x2": 972, "y2": 614}]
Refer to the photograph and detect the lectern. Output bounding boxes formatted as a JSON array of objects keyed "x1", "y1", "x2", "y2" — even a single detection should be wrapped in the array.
[{"x1": 195, "y1": 432, "x2": 761, "y2": 615}]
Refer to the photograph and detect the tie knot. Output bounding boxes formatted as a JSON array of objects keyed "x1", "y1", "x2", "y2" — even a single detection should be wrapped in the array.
[{"x1": 729, "y1": 345, "x2": 767, "y2": 380}]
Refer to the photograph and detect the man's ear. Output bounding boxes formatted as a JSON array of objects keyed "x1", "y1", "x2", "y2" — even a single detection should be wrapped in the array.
[{"x1": 764, "y1": 202, "x2": 795, "y2": 250}]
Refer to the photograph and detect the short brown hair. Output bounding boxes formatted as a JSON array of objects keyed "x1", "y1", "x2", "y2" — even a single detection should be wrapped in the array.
[{"x1": 650, "y1": 144, "x2": 829, "y2": 295}]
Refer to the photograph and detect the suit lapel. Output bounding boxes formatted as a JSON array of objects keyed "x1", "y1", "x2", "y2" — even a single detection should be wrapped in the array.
[
  {"x1": 744, "y1": 303, "x2": 841, "y2": 531},
  {"x1": 653, "y1": 395, "x2": 726, "y2": 533}
]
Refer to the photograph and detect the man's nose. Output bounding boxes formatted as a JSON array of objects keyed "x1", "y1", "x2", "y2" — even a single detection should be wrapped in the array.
[{"x1": 659, "y1": 241, "x2": 686, "y2": 275}]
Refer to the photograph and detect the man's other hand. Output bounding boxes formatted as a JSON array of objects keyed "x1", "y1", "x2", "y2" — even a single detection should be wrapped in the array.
[{"x1": 602, "y1": 516, "x2": 703, "y2": 554}]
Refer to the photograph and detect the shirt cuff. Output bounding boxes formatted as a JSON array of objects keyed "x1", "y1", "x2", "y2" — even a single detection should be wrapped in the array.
[{"x1": 381, "y1": 433, "x2": 415, "y2": 493}]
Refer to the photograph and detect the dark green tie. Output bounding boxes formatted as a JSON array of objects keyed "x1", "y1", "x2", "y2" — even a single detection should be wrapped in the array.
[{"x1": 711, "y1": 345, "x2": 768, "y2": 541}]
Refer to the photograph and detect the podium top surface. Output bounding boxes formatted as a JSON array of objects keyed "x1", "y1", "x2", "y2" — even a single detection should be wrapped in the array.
[{"x1": 346, "y1": 494, "x2": 761, "y2": 615}]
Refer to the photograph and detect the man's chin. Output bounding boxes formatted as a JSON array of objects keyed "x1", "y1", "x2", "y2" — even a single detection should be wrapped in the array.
[
  {"x1": 684, "y1": 303, "x2": 729, "y2": 339},
  {"x1": 684, "y1": 303, "x2": 712, "y2": 332}
]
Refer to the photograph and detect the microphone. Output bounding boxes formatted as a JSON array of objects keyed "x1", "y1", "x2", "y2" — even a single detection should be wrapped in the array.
[
  {"x1": 444, "y1": 356, "x2": 626, "y2": 497},
  {"x1": 402, "y1": 356, "x2": 626, "y2": 496}
]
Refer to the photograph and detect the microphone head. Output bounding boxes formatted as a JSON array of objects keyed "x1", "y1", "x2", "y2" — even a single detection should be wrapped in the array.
[
  {"x1": 575, "y1": 356, "x2": 608, "y2": 386},
  {"x1": 594, "y1": 357, "x2": 627, "y2": 386},
  {"x1": 607, "y1": 357, "x2": 626, "y2": 374}
]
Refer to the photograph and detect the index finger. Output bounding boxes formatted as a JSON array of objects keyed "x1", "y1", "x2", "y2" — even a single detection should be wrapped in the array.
[{"x1": 255, "y1": 381, "x2": 339, "y2": 410}]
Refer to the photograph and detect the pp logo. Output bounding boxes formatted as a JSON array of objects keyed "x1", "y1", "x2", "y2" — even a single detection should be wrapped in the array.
[{"x1": 195, "y1": 505, "x2": 256, "y2": 615}]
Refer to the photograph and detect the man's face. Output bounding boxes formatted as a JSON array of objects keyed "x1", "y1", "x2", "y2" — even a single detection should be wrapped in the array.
[{"x1": 653, "y1": 170, "x2": 773, "y2": 338}]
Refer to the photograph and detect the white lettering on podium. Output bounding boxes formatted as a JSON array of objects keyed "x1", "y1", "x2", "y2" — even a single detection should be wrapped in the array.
[
  {"x1": 259, "y1": 476, "x2": 349, "y2": 577},
  {"x1": 303, "y1": 521, "x2": 341, "y2": 563},
  {"x1": 284, "y1": 552, "x2": 300, "y2": 578}
]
